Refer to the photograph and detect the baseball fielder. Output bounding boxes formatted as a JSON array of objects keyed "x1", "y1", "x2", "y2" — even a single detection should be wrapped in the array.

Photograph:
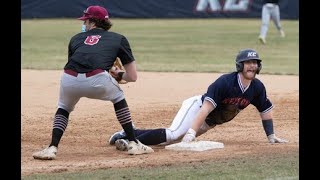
[
  {"x1": 258, "y1": 0, "x2": 285, "y2": 44},
  {"x1": 109, "y1": 49, "x2": 288, "y2": 150},
  {"x1": 32, "y1": 5, "x2": 153, "y2": 160}
]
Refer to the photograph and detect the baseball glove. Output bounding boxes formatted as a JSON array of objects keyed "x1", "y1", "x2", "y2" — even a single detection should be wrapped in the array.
[{"x1": 109, "y1": 57, "x2": 128, "y2": 84}]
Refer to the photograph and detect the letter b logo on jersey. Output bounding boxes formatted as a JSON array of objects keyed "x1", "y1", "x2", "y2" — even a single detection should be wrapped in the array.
[{"x1": 84, "y1": 35, "x2": 102, "y2": 45}]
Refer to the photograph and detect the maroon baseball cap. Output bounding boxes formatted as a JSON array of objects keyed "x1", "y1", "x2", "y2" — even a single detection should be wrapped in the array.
[{"x1": 78, "y1": 5, "x2": 109, "y2": 21}]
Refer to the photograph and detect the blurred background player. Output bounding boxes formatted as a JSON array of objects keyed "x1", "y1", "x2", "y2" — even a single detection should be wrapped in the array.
[{"x1": 258, "y1": 0, "x2": 285, "y2": 44}]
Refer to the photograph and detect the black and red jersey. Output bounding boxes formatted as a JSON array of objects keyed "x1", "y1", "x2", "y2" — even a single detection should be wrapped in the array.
[{"x1": 64, "y1": 28, "x2": 135, "y2": 73}]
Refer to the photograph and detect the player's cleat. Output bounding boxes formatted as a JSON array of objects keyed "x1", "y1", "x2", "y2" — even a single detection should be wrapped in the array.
[
  {"x1": 280, "y1": 30, "x2": 285, "y2": 38},
  {"x1": 115, "y1": 139, "x2": 129, "y2": 151},
  {"x1": 258, "y1": 36, "x2": 266, "y2": 44},
  {"x1": 32, "y1": 146, "x2": 58, "y2": 160},
  {"x1": 127, "y1": 140, "x2": 154, "y2": 155},
  {"x1": 109, "y1": 130, "x2": 126, "y2": 145}
]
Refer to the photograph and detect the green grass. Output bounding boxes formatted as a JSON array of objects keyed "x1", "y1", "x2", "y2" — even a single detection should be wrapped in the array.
[
  {"x1": 21, "y1": 18, "x2": 299, "y2": 75},
  {"x1": 23, "y1": 151, "x2": 298, "y2": 180}
]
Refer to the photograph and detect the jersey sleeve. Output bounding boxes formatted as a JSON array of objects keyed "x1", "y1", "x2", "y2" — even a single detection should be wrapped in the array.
[
  {"x1": 67, "y1": 40, "x2": 73, "y2": 60},
  {"x1": 204, "y1": 76, "x2": 227, "y2": 108},
  {"x1": 117, "y1": 36, "x2": 135, "y2": 65},
  {"x1": 251, "y1": 81, "x2": 273, "y2": 113},
  {"x1": 67, "y1": 35, "x2": 77, "y2": 60}
]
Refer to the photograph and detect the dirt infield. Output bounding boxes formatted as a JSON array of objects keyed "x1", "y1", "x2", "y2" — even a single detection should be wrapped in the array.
[{"x1": 21, "y1": 70, "x2": 299, "y2": 176}]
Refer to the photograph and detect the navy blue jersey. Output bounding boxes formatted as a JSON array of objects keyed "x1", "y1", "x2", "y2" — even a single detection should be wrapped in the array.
[
  {"x1": 64, "y1": 28, "x2": 135, "y2": 73},
  {"x1": 202, "y1": 72, "x2": 273, "y2": 125}
]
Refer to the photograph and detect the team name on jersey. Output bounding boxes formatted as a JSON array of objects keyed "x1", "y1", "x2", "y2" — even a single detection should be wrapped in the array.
[{"x1": 222, "y1": 97, "x2": 250, "y2": 109}]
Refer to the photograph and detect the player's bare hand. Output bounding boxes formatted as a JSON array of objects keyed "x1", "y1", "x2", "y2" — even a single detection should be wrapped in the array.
[
  {"x1": 267, "y1": 134, "x2": 288, "y2": 143},
  {"x1": 182, "y1": 128, "x2": 196, "y2": 142}
]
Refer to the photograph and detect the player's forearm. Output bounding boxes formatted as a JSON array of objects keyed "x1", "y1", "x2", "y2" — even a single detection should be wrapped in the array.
[
  {"x1": 122, "y1": 72, "x2": 137, "y2": 82},
  {"x1": 182, "y1": 110, "x2": 208, "y2": 142},
  {"x1": 123, "y1": 62, "x2": 137, "y2": 82},
  {"x1": 191, "y1": 101, "x2": 214, "y2": 133},
  {"x1": 260, "y1": 111, "x2": 273, "y2": 135},
  {"x1": 262, "y1": 119, "x2": 274, "y2": 136},
  {"x1": 191, "y1": 109, "x2": 209, "y2": 133}
]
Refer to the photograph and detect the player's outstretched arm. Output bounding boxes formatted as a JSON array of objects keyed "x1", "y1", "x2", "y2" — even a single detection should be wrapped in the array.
[{"x1": 182, "y1": 100, "x2": 214, "y2": 142}]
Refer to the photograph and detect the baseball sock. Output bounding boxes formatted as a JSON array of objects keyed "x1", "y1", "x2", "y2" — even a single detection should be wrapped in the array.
[
  {"x1": 133, "y1": 129, "x2": 154, "y2": 136},
  {"x1": 49, "y1": 108, "x2": 69, "y2": 148},
  {"x1": 114, "y1": 99, "x2": 137, "y2": 143},
  {"x1": 136, "y1": 128, "x2": 166, "y2": 145}
]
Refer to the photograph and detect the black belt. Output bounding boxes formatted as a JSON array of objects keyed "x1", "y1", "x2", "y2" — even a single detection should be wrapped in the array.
[{"x1": 64, "y1": 69, "x2": 105, "y2": 78}]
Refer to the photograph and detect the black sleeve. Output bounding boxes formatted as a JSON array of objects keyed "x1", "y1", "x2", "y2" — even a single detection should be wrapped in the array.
[
  {"x1": 117, "y1": 36, "x2": 135, "y2": 65},
  {"x1": 67, "y1": 40, "x2": 72, "y2": 60},
  {"x1": 251, "y1": 81, "x2": 273, "y2": 113}
]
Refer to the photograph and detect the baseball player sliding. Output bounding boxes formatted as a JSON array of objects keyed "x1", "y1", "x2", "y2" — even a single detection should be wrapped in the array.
[
  {"x1": 32, "y1": 5, "x2": 153, "y2": 160},
  {"x1": 109, "y1": 49, "x2": 288, "y2": 150}
]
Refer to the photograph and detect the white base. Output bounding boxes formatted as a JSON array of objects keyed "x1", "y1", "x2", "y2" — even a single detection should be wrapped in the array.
[{"x1": 165, "y1": 140, "x2": 224, "y2": 151}]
